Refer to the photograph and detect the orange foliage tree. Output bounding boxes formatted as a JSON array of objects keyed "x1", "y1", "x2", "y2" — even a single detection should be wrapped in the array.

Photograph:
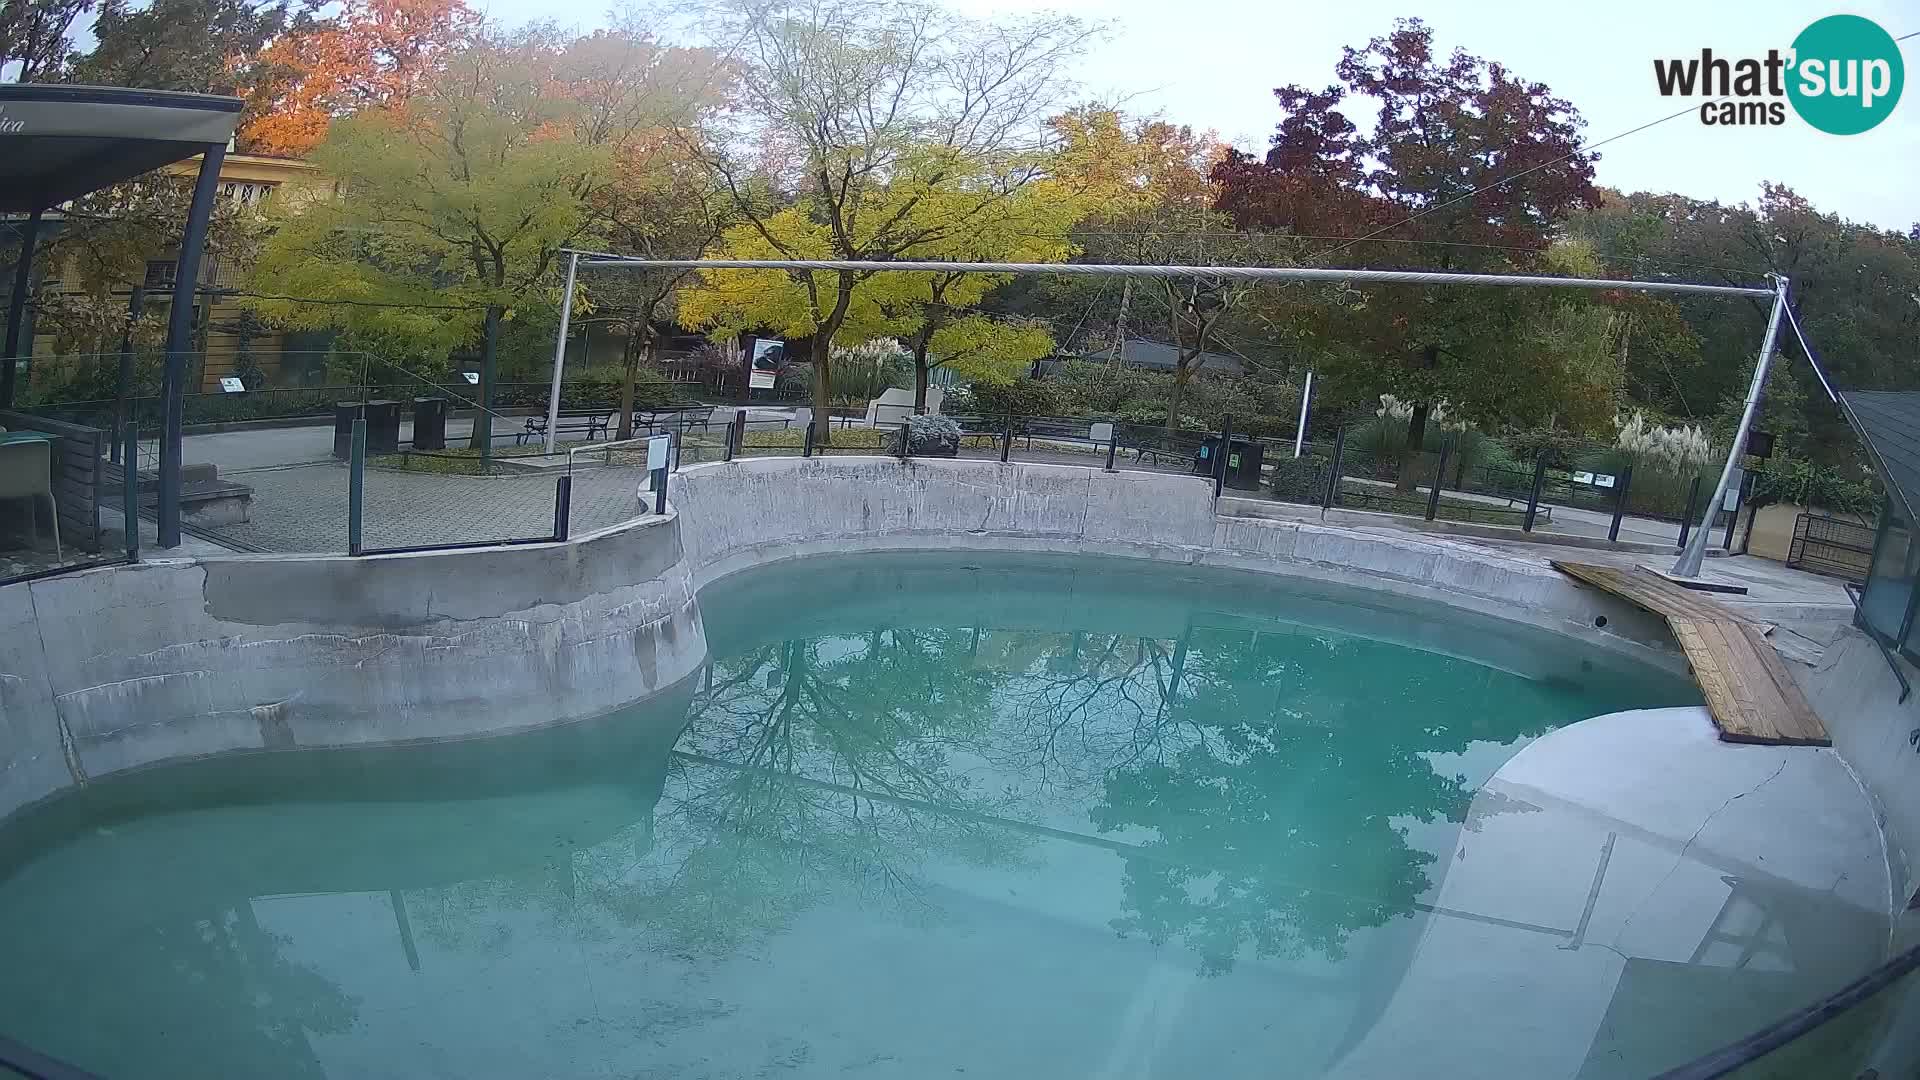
[{"x1": 240, "y1": 0, "x2": 480, "y2": 156}]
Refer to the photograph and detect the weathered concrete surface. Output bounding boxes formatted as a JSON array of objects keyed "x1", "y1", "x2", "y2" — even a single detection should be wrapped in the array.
[
  {"x1": 672, "y1": 456, "x2": 1680, "y2": 663},
  {"x1": 1334, "y1": 706, "x2": 1888, "y2": 1079},
  {"x1": 1794, "y1": 628, "x2": 1920, "y2": 911},
  {"x1": 0, "y1": 514, "x2": 705, "y2": 822}
]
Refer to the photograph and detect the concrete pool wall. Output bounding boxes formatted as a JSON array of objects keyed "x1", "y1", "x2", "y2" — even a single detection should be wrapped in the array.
[{"x1": 0, "y1": 513, "x2": 705, "y2": 823}]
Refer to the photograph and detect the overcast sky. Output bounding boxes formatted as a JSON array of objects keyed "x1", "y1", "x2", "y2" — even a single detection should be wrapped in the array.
[{"x1": 474, "y1": 0, "x2": 1919, "y2": 233}]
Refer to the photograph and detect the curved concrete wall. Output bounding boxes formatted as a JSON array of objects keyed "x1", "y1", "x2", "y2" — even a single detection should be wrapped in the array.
[
  {"x1": 0, "y1": 514, "x2": 706, "y2": 823},
  {"x1": 671, "y1": 456, "x2": 1683, "y2": 666}
]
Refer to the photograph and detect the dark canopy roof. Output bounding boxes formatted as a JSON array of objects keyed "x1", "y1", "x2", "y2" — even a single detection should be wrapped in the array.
[
  {"x1": 0, "y1": 84, "x2": 242, "y2": 212},
  {"x1": 1840, "y1": 390, "x2": 1920, "y2": 520}
]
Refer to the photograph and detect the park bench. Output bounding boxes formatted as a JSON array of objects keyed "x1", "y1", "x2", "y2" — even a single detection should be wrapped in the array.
[{"x1": 518, "y1": 411, "x2": 612, "y2": 445}]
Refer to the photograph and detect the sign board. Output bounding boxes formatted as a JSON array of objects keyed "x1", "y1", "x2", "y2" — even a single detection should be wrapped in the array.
[
  {"x1": 647, "y1": 434, "x2": 671, "y2": 471},
  {"x1": 1088, "y1": 422, "x2": 1113, "y2": 443},
  {"x1": 218, "y1": 377, "x2": 246, "y2": 393},
  {"x1": 462, "y1": 371, "x2": 480, "y2": 385},
  {"x1": 1722, "y1": 465, "x2": 1745, "y2": 511},
  {"x1": 748, "y1": 337, "x2": 784, "y2": 389},
  {"x1": 1570, "y1": 471, "x2": 1617, "y2": 489}
]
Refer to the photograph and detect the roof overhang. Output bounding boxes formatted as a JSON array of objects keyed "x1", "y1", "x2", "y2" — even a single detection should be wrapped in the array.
[{"x1": 0, "y1": 84, "x2": 242, "y2": 212}]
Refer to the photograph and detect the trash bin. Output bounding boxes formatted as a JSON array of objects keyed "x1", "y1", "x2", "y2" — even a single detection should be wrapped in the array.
[
  {"x1": 412, "y1": 396, "x2": 448, "y2": 450},
  {"x1": 363, "y1": 399, "x2": 402, "y2": 455},
  {"x1": 332, "y1": 401, "x2": 365, "y2": 460},
  {"x1": 1194, "y1": 436, "x2": 1265, "y2": 491}
]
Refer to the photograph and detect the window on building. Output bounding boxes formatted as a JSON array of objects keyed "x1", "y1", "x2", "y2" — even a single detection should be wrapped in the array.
[{"x1": 143, "y1": 260, "x2": 177, "y2": 289}]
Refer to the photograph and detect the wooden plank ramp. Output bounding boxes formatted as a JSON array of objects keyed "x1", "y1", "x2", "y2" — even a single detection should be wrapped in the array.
[{"x1": 1551, "y1": 561, "x2": 1829, "y2": 747}]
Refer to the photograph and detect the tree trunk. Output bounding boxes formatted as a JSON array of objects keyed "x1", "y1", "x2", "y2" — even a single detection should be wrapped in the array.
[
  {"x1": 1108, "y1": 279, "x2": 1132, "y2": 370},
  {"x1": 1398, "y1": 401, "x2": 1430, "y2": 493},
  {"x1": 1165, "y1": 359, "x2": 1192, "y2": 430},
  {"x1": 810, "y1": 333, "x2": 835, "y2": 447},
  {"x1": 616, "y1": 329, "x2": 643, "y2": 442},
  {"x1": 469, "y1": 304, "x2": 502, "y2": 452},
  {"x1": 912, "y1": 337, "x2": 931, "y2": 414}
]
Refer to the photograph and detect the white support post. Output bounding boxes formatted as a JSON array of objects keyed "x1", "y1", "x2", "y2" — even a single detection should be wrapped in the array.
[
  {"x1": 1294, "y1": 370, "x2": 1314, "y2": 458},
  {"x1": 1671, "y1": 275, "x2": 1789, "y2": 578},
  {"x1": 543, "y1": 251, "x2": 581, "y2": 455}
]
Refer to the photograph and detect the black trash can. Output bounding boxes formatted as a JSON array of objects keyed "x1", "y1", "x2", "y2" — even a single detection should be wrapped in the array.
[
  {"x1": 1194, "y1": 436, "x2": 1266, "y2": 491},
  {"x1": 332, "y1": 401, "x2": 366, "y2": 460},
  {"x1": 363, "y1": 399, "x2": 402, "y2": 455},
  {"x1": 412, "y1": 396, "x2": 448, "y2": 450}
]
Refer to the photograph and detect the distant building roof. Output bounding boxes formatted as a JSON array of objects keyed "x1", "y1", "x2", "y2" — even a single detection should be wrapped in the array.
[
  {"x1": 1841, "y1": 390, "x2": 1920, "y2": 519},
  {"x1": 1063, "y1": 338, "x2": 1244, "y2": 375}
]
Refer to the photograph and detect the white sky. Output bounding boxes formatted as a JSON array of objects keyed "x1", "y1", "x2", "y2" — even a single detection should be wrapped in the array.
[{"x1": 474, "y1": 0, "x2": 1920, "y2": 233}]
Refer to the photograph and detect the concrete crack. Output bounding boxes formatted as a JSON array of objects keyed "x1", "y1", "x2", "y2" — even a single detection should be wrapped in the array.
[{"x1": 1609, "y1": 759, "x2": 1788, "y2": 953}]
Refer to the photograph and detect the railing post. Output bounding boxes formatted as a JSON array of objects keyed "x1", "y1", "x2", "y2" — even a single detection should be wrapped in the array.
[
  {"x1": 1678, "y1": 475, "x2": 1700, "y2": 549},
  {"x1": 1000, "y1": 415, "x2": 1013, "y2": 463},
  {"x1": 733, "y1": 408, "x2": 747, "y2": 459},
  {"x1": 899, "y1": 421, "x2": 912, "y2": 461},
  {"x1": 802, "y1": 422, "x2": 815, "y2": 458},
  {"x1": 1212, "y1": 414, "x2": 1234, "y2": 499},
  {"x1": 123, "y1": 420, "x2": 140, "y2": 562},
  {"x1": 1322, "y1": 425, "x2": 1346, "y2": 511},
  {"x1": 1104, "y1": 426, "x2": 1119, "y2": 472},
  {"x1": 654, "y1": 453, "x2": 669, "y2": 515},
  {"x1": 1522, "y1": 452, "x2": 1548, "y2": 532},
  {"x1": 1608, "y1": 466, "x2": 1634, "y2": 543},
  {"x1": 553, "y1": 473, "x2": 572, "y2": 541},
  {"x1": 348, "y1": 417, "x2": 366, "y2": 556},
  {"x1": 1425, "y1": 435, "x2": 1453, "y2": 521}
]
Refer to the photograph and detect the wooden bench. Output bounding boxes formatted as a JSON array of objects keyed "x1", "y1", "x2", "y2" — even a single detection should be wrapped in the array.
[{"x1": 518, "y1": 411, "x2": 611, "y2": 445}]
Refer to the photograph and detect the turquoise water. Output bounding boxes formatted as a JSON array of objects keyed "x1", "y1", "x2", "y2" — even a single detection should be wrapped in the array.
[{"x1": 0, "y1": 554, "x2": 1699, "y2": 1079}]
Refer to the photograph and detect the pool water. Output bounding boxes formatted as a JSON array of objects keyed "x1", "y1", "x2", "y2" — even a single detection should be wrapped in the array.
[{"x1": 0, "y1": 554, "x2": 1699, "y2": 1079}]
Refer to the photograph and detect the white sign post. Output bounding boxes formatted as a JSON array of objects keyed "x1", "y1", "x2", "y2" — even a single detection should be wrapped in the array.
[{"x1": 218, "y1": 377, "x2": 246, "y2": 393}]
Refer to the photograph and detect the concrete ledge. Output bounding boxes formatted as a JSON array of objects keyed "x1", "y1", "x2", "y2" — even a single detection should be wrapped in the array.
[{"x1": 0, "y1": 513, "x2": 705, "y2": 823}]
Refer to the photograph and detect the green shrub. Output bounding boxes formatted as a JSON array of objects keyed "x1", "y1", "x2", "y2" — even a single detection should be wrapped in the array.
[{"x1": 958, "y1": 378, "x2": 1060, "y2": 417}]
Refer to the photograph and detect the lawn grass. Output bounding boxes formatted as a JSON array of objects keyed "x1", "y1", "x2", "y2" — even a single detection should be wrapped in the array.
[{"x1": 1332, "y1": 481, "x2": 1529, "y2": 526}]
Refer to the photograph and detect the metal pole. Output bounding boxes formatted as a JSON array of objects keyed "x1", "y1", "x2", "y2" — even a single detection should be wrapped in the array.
[
  {"x1": 111, "y1": 286, "x2": 146, "y2": 464},
  {"x1": 1212, "y1": 415, "x2": 1234, "y2": 499},
  {"x1": 1104, "y1": 427, "x2": 1119, "y2": 471},
  {"x1": 542, "y1": 252, "x2": 579, "y2": 454},
  {"x1": 654, "y1": 457, "x2": 668, "y2": 515},
  {"x1": 1322, "y1": 425, "x2": 1346, "y2": 511},
  {"x1": 158, "y1": 144, "x2": 225, "y2": 548},
  {"x1": 348, "y1": 417, "x2": 366, "y2": 556},
  {"x1": 802, "y1": 422, "x2": 815, "y2": 457},
  {"x1": 1609, "y1": 466, "x2": 1634, "y2": 543},
  {"x1": 1000, "y1": 415, "x2": 1013, "y2": 463},
  {"x1": 123, "y1": 419, "x2": 140, "y2": 562},
  {"x1": 2, "y1": 207, "x2": 42, "y2": 408},
  {"x1": 1523, "y1": 452, "x2": 1548, "y2": 532},
  {"x1": 1673, "y1": 275, "x2": 1789, "y2": 577},
  {"x1": 553, "y1": 473, "x2": 572, "y2": 540},
  {"x1": 1677, "y1": 476, "x2": 1700, "y2": 549},
  {"x1": 1425, "y1": 436, "x2": 1452, "y2": 521},
  {"x1": 476, "y1": 305, "x2": 500, "y2": 467},
  {"x1": 1294, "y1": 370, "x2": 1313, "y2": 458},
  {"x1": 899, "y1": 421, "x2": 911, "y2": 461}
]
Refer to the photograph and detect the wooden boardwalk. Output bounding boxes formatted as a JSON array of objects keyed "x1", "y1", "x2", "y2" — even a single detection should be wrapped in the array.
[{"x1": 1552, "y1": 561, "x2": 1830, "y2": 747}]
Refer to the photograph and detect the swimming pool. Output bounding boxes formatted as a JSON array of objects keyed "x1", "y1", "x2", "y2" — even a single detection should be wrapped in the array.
[{"x1": 0, "y1": 553, "x2": 1701, "y2": 1078}]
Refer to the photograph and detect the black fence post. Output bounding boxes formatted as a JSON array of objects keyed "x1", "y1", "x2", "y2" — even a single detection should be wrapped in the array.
[
  {"x1": 1677, "y1": 475, "x2": 1700, "y2": 549},
  {"x1": 1608, "y1": 466, "x2": 1633, "y2": 543},
  {"x1": 348, "y1": 417, "x2": 366, "y2": 556},
  {"x1": 899, "y1": 421, "x2": 912, "y2": 460},
  {"x1": 1425, "y1": 436, "x2": 1453, "y2": 521},
  {"x1": 802, "y1": 422, "x2": 814, "y2": 458},
  {"x1": 1212, "y1": 415, "x2": 1234, "y2": 499},
  {"x1": 553, "y1": 473, "x2": 572, "y2": 541},
  {"x1": 654, "y1": 461, "x2": 669, "y2": 515},
  {"x1": 123, "y1": 420, "x2": 140, "y2": 562},
  {"x1": 1104, "y1": 425, "x2": 1119, "y2": 472},
  {"x1": 1322, "y1": 425, "x2": 1347, "y2": 511},
  {"x1": 1522, "y1": 452, "x2": 1548, "y2": 532},
  {"x1": 1000, "y1": 415, "x2": 1013, "y2": 463}
]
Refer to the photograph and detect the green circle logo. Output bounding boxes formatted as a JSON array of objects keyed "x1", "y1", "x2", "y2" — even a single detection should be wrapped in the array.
[{"x1": 1787, "y1": 15, "x2": 1903, "y2": 134}]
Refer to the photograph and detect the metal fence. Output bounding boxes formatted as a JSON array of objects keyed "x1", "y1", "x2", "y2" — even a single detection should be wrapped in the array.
[{"x1": 1786, "y1": 513, "x2": 1875, "y2": 583}]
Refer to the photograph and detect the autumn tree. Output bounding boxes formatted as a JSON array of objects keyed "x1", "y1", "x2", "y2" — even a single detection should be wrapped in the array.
[
  {"x1": 679, "y1": 0, "x2": 1096, "y2": 443},
  {"x1": 72, "y1": 0, "x2": 288, "y2": 93},
  {"x1": 0, "y1": 0, "x2": 90, "y2": 81},
  {"x1": 240, "y1": 0, "x2": 479, "y2": 156},
  {"x1": 554, "y1": 24, "x2": 734, "y2": 440},
  {"x1": 246, "y1": 30, "x2": 609, "y2": 446},
  {"x1": 1217, "y1": 19, "x2": 1602, "y2": 482}
]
